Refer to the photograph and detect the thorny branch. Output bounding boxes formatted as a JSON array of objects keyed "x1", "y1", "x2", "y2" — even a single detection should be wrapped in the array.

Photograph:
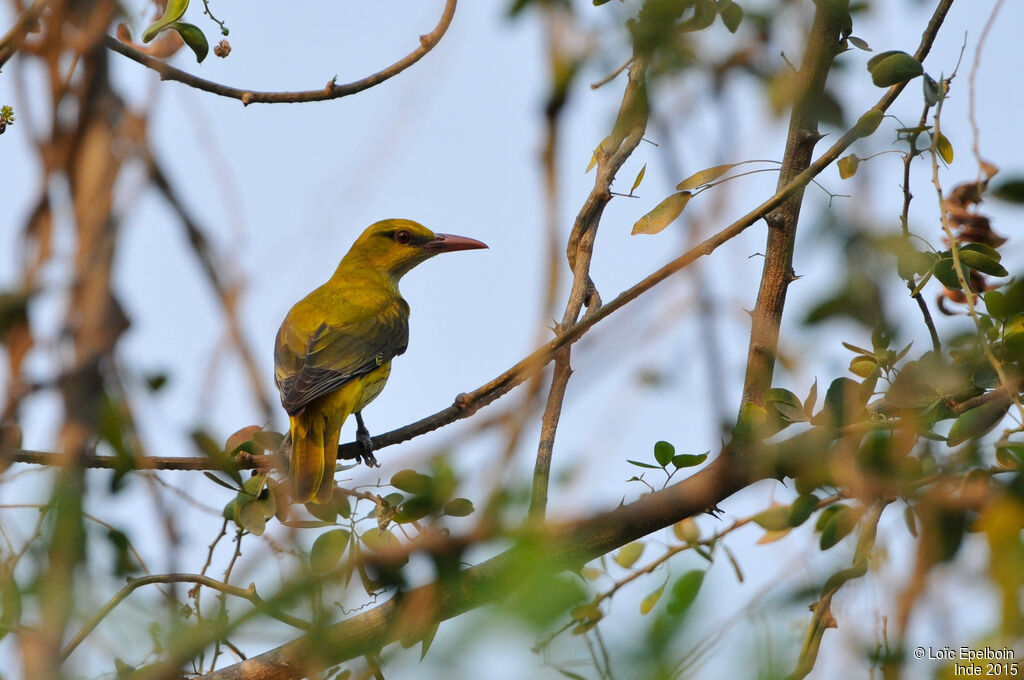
[
  {"x1": 740, "y1": 0, "x2": 849, "y2": 408},
  {"x1": 531, "y1": 55, "x2": 649, "y2": 519}
]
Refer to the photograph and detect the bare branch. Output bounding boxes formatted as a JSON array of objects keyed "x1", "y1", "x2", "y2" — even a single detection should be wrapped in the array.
[
  {"x1": 61, "y1": 572, "x2": 311, "y2": 663},
  {"x1": 103, "y1": 0, "x2": 457, "y2": 105}
]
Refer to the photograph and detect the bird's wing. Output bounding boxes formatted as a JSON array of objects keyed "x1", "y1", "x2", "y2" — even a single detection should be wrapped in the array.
[{"x1": 275, "y1": 300, "x2": 409, "y2": 416}]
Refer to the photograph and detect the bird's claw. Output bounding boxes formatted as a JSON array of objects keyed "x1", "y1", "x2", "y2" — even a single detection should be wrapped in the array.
[{"x1": 355, "y1": 431, "x2": 379, "y2": 468}]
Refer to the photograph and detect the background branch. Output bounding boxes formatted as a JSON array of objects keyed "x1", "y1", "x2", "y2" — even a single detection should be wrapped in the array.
[{"x1": 102, "y1": 0, "x2": 456, "y2": 105}]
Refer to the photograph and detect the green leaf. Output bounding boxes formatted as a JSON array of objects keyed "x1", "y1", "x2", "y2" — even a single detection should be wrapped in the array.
[
  {"x1": 203, "y1": 471, "x2": 238, "y2": 492},
  {"x1": 752, "y1": 506, "x2": 791, "y2": 531},
  {"x1": 848, "y1": 36, "x2": 870, "y2": 51},
  {"x1": 838, "y1": 154, "x2": 859, "y2": 179},
  {"x1": 627, "y1": 459, "x2": 662, "y2": 470},
  {"x1": 819, "y1": 506, "x2": 862, "y2": 550},
  {"x1": 391, "y1": 469, "x2": 433, "y2": 495},
  {"x1": 958, "y1": 248, "x2": 1007, "y2": 277},
  {"x1": 866, "y1": 49, "x2": 906, "y2": 71},
  {"x1": 676, "y1": 163, "x2": 737, "y2": 190},
  {"x1": 996, "y1": 443, "x2": 1024, "y2": 469},
  {"x1": 853, "y1": 109, "x2": 883, "y2": 138},
  {"x1": 666, "y1": 570, "x2": 704, "y2": 616},
  {"x1": 947, "y1": 397, "x2": 1012, "y2": 446},
  {"x1": 393, "y1": 496, "x2": 433, "y2": 523},
  {"x1": 237, "y1": 500, "x2": 267, "y2": 536},
  {"x1": 631, "y1": 164, "x2": 647, "y2": 193},
  {"x1": 171, "y1": 22, "x2": 209, "y2": 63},
  {"x1": 141, "y1": 0, "x2": 190, "y2": 42},
  {"x1": 0, "y1": 562, "x2": 21, "y2": 642},
  {"x1": 310, "y1": 529, "x2": 350, "y2": 574},
  {"x1": 442, "y1": 497, "x2": 475, "y2": 517},
  {"x1": 934, "y1": 132, "x2": 954, "y2": 164},
  {"x1": 632, "y1": 192, "x2": 691, "y2": 235},
  {"x1": 815, "y1": 504, "x2": 842, "y2": 532},
  {"x1": 991, "y1": 177, "x2": 1024, "y2": 204},
  {"x1": 360, "y1": 528, "x2": 401, "y2": 553},
  {"x1": 721, "y1": 1, "x2": 743, "y2": 32},
  {"x1": 868, "y1": 51, "x2": 923, "y2": 88},
  {"x1": 932, "y1": 254, "x2": 969, "y2": 290},
  {"x1": 789, "y1": 494, "x2": 819, "y2": 527},
  {"x1": 640, "y1": 584, "x2": 665, "y2": 614},
  {"x1": 923, "y1": 73, "x2": 940, "y2": 106},
  {"x1": 654, "y1": 440, "x2": 675, "y2": 467},
  {"x1": 672, "y1": 452, "x2": 709, "y2": 468},
  {"x1": 420, "y1": 622, "x2": 440, "y2": 660},
  {"x1": 614, "y1": 542, "x2": 645, "y2": 568}
]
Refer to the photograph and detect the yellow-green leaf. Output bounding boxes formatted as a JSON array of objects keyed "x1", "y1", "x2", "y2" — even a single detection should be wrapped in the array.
[
  {"x1": 838, "y1": 154, "x2": 860, "y2": 179},
  {"x1": 632, "y1": 192, "x2": 691, "y2": 235},
  {"x1": 631, "y1": 163, "x2": 647, "y2": 193},
  {"x1": 756, "y1": 528, "x2": 791, "y2": 545},
  {"x1": 640, "y1": 585, "x2": 665, "y2": 614},
  {"x1": 673, "y1": 518, "x2": 700, "y2": 543},
  {"x1": 310, "y1": 529, "x2": 350, "y2": 574},
  {"x1": 934, "y1": 132, "x2": 954, "y2": 164},
  {"x1": 752, "y1": 506, "x2": 791, "y2": 531},
  {"x1": 141, "y1": 0, "x2": 190, "y2": 43},
  {"x1": 947, "y1": 397, "x2": 1012, "y2": 446},
  {"x1": 614, "y1": 542, "x2": 644, "y2": 568},
  {"x1": 868, "y1": 51, "x2": 923, "y2": 88},
  {"x1": 586, "y1": 135, "x2": 612, "y2": 173},
  {"x1": 676, "y1": 164, "x2": 736, "y2": 190},
  {"x1": 853, "y1": 109, "x2": 883, "y2": 138}
]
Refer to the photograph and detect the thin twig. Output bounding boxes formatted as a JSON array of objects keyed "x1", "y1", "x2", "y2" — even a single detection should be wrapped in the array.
[
  {"x1": 900, "y1": 104, "x2": 942, "y2": 352},
  {"x1": 968, "y1": 0, "x2": 1006, "y2": 171},
  {"x1": 61, "y1": 572, "x2": 311, "y2": 662}
]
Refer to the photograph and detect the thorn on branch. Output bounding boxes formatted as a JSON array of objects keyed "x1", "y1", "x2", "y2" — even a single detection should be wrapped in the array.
[{"x1": 764, "y1": 213, "x2": 784, "y2": 230}]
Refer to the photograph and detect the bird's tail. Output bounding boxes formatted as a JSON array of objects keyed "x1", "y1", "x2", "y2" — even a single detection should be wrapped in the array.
[{"x1": 289, "y1": 408, "x2": 345, "y2": 504}]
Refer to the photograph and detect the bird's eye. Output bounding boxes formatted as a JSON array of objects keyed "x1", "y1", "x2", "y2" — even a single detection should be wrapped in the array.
[{"x1": 394, "y1": 230, "x2": 412, "y2": 245}]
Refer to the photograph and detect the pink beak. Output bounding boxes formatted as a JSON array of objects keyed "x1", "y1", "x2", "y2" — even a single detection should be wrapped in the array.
[{"x1": 424, "y1": 233, "x2": 489, "y2": 253}]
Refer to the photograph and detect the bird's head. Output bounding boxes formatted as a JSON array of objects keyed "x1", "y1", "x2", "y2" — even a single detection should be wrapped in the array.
[{"x1": 345, "y1": 219, "x2": 488, "y2": 280}]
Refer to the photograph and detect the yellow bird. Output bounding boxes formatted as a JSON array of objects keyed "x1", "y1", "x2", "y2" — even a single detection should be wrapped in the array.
[{"x1": 274, "y1": 219, "x2": 487, "y2": 503}]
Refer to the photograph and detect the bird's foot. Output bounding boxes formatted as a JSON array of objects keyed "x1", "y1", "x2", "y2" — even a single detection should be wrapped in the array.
[
  {"x1": 354, "y1": 411, "x2": 379, "y2": 468},
  {"x1": 355, "y1": 431, "x2": 379, "y2": 467}
]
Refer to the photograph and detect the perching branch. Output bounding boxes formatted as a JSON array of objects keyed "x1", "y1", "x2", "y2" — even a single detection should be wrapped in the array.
[
  {"x1": 6, "y1": 448, "x2": 277, "y2": 471},
  {"x1": 103, "y1": 0, "x2": 456, "y2": 105}
]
